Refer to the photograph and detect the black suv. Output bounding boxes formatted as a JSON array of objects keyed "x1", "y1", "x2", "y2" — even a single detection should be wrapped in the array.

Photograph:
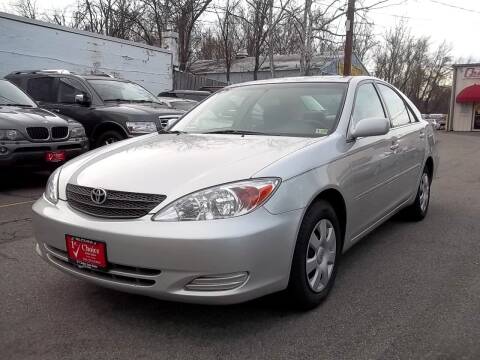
[
  {"x1": 7, "y1": 71, "x2": 183, "y2": 147},
  {"x1": 0, "y1": 79, "x2": 89, "y2": 168}
]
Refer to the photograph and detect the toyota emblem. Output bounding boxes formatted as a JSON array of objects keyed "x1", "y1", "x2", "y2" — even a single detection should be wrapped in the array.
[{"x1": 90, "y1": 188, "x2": 107, "y2": 205}]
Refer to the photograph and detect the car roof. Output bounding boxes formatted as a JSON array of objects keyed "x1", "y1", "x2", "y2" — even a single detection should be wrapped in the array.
[{"x1": 226, "y1": 75, "x2": 378, "y2": 89}]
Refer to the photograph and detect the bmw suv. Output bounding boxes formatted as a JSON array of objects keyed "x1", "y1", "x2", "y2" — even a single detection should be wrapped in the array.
[
  {"x1": 0, "y1": 79, "x2": 88, "y2": 168},
  {"x1": 7, "y1": 70, "x2": 184, "y2": 147}
]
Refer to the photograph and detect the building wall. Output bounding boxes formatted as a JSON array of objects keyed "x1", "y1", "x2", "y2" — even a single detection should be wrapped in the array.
[
  {"x1": 0, "y1": 12, "x2": 173, "y2": 93},
  {"x1": 450, "y1": 65, "x2": 480, "y2": 131},
  {"x1": 199, "y1": 56, "x2": 368, "y2": 85}
]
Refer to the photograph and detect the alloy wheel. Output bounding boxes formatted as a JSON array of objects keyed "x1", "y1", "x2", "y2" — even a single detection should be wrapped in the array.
[
  {"x1": 306, "y1": 218, "x2": 336, "y2": 293},
  {"x1": 104, "y1": 137, "x2": 118, "y2": 145},
  {"x1": 419, "y1": 173, "x2": 430, "y2": 212}
]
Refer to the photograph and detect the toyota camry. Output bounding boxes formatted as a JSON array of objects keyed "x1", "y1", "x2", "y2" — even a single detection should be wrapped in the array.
[{"x1": 32, "y1": 76, "x2": 438, "y2": 308}]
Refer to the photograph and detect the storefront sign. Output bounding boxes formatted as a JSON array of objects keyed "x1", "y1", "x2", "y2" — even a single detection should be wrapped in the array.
[{"x1": 464, "y1": 67, "x2": 480, "y2": 78}]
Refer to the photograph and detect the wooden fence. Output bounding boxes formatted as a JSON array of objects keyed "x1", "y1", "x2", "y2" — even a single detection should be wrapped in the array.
[{"x1": 173, "y1": 70, "x2": 226, "y2": 90}]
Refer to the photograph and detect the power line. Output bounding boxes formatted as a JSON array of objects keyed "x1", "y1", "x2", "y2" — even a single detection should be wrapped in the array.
[{"x1": 428, "y1": 0, "x2": 480, "y2": 15}]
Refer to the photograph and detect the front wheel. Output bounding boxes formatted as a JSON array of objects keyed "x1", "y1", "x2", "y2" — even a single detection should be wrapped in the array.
[
  {"x1": 287, "y1": 200, "x2": 341, "y2": 309},
  {"x1": 94, "y1": 130, "x2": 125, "y2": 148}
]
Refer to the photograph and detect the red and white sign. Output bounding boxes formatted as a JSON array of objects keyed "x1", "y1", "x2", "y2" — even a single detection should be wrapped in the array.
[
  {"x1": 464, "y1": 67, "x2": 480, "y2": 79},
  {"x1": 66, "y1": 235, "x2": 107, "y2": 270},
  {"x1": 45, "y1": 150, "x2": 66, "y2": 163}
]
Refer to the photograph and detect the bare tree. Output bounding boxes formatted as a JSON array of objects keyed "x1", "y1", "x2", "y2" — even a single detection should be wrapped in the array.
[
  {"x1": 374, "y1": 22, "x2": 452, "y2": 113},
  {"x1": 173, "y1": 0, "x2": 213, "y2": 71},
  {"x1": 215, "y1": 0, "x2": 241, "y2": 82},
  {"x1": 12, "y1": 0, "x2": 38, "y2": 19}
]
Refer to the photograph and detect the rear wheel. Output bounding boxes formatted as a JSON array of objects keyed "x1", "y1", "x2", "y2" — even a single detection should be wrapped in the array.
[
  {"x1": 95, "y1": 130, "x2": 125, "y2": 148},
  {"x1": 287, "y1": 200, "x2": 341, "y2": 309},
  {"x1": 404, "y1": 167, "x2": 431, "y2": 221}
]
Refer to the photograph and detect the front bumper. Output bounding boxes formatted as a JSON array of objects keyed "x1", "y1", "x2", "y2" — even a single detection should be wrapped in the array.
[
  {"x1": 0, "y1": 138, "x2": 89, "y2": 167},
  {"x1": 32, "y1": 197, "x2": 302, "y2": 304}
]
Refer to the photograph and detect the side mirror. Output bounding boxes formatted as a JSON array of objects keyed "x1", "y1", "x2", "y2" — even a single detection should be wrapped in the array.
[
  {"x1": 158, "y1": 115, "x2": 181, "y2": 129},
  {"x1": 351, "y1": 117, "x2": 390, "y2": 138},
  {"x1": 75, "y1": 93, "x2": 91, "y2": 106}
]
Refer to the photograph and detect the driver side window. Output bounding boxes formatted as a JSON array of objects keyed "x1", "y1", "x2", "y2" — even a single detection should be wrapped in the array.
[
  {"x1": 352, "y1": 83, "x2": 386, "y2": 126},
  {"x1": 58, "y1": 77, "x2": 87, "y2": 104}
]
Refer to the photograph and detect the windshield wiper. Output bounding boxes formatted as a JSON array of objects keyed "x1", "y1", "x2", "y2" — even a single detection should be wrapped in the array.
[
  {"x1": 203, "y1": 129, "x2": 267, "y2": 135},
  {"x1": 103, "y1": 98, "x2": 131, "y2": 102},
  {"x1": 130, "y1": 100, "x2": 159, "y2": 104},
  {"x1": 0, "y1": 103, "x2": 33, "y2": 107},
  {"x1": 158, "y1": 129, "x2": 185, "y2": 134}
]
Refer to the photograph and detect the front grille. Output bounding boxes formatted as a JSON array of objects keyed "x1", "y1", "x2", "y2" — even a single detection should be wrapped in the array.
[
  {"x1": 66, "y1": 184, "x2": 166, "y2": 219},
  {"x1": 27, "y1": 127, "x2": 49, "y2": 140},
  {"x1": 51, "y1": 126, "x2": 68, "y2": 139},
  {"x1": 44, "y1": 244, "x2": 160, "y2": 286}
]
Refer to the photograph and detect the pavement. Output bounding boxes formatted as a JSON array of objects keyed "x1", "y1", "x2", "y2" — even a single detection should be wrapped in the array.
[{"x1": 1, "y1": 131, "x2": 479, "y2": 360}]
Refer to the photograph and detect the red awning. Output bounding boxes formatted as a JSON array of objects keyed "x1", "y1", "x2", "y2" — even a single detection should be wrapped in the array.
[{"x1": 456, "y1": 84, "x2": 480, "y2": 103}]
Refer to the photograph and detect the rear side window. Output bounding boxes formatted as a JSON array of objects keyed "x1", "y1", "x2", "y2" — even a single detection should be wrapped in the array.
[
  {"x1": 406, "y1": 106, "x2": 419, "y2": 123},
  {"x1": 58, "y1": 78, "x2": 86, "y2": 103},
  {"x1": 27, "y1": 77, "x2": 56, "y2": 103},
  {"x1": 377, "y1": 84, "x2": 410, "y2": 127},
  {"x1": 352, "y1": 83, "x2": 386, "y2": 126}
]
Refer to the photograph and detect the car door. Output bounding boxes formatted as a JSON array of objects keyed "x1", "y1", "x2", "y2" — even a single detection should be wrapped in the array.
[
  {"x1": 343, "y1": 82, "x2": 398, "y2": 239},
  {"x1": 376, "y1": 83, "x2": 425, "y2": 204},
  {"x1": 49, "y1": 77, "x2": 99, "y2": 136}
]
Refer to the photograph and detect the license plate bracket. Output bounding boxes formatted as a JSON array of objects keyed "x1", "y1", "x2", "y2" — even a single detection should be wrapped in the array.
[{"x1": 65, "y1": 235, "x2": 108, "y2": 271}]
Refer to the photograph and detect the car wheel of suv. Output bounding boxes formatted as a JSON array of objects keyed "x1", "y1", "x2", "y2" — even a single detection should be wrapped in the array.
[
  {"x1": 404, "y1": 167, "x2": 431, "y2": 221},
  {"x1": 287, "y1": 200, "x2": 341, "y2": 309},
  {"x1": 95, "y1": 130, "x2": 125, "y2": 147}
]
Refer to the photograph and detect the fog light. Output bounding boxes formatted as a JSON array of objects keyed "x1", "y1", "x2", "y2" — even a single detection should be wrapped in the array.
[
  {"x1": 185, "y1": 272, "x2": 249, "y2": 291},
  {"x1": 0, "y1": 146, "x2": 8, "y2": 155}
]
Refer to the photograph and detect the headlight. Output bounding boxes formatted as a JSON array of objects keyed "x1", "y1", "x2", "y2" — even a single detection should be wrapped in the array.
[
  {"x1": 0, "y1": 129, "x2": 25, "y2": 141},
  {"x1": 152, "y1": 178, "x2": 280, "y2": 221},
  {"x1": 69, "y1": 126, "x2": 86, "y2": 138},
  {"x1": 126, "y1": 121, "x2": 157, "y2": 134},
  {"x1": 44, "y1": 167, "x2": 62, "y2": 204}
]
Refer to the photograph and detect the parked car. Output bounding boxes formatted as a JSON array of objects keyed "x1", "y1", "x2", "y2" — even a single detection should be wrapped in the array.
[
  {"x1": 0, "y1": 79, "x2": 88, "y2": 168},
  {"x1": 157, "y1": 96, "x2": 198, "y2": 111},
  {"x1": 428, "y1": 113, "x2": 446, "y2": 130},
  {"x1": 32, "y1": 76, "x2": 438, "y2": 309},
  {"x1": 198, "y1": 85, "x2": 226, "y2": 93},
  {"x1": 158, "y1": 90, "x2": 211, "y2": 102},
  {"x1": 422, "y1": 114, "x2": 441, "y2": 130},
  {"x1": 6, "y1": 70, "x2": 183, "y2": 147}
]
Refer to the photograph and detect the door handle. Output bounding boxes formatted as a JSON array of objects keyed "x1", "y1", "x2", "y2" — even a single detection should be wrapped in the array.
[
  {"x1": 51, "y1": 108, "x2": 60, "y2": 113},
  {"x1": 390, "y1": 143, "x2": 399, "y2": 151}
]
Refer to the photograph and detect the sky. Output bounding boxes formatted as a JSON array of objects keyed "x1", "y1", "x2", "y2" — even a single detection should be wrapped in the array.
[{"x1": 1, "y1": 0, "x2": 479, "y2": 63}]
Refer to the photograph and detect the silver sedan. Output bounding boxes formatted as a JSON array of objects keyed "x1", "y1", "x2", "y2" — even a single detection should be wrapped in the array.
[{"x1": 32, "y1": 76, "x2": 438, "y2": 309}]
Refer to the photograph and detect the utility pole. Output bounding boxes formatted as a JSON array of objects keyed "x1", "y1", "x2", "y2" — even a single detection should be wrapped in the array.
[{"x1": 343, "y1": 0, "x2": 355, "y2": 76}]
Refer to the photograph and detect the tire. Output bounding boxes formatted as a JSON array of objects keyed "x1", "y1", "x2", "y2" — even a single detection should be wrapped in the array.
[
  {"x1": 404, "y1": 167, "x2": 431, "y2": 221},
  {"x1": 287, "y1": 200, "x2": 342, "y2": 310},
  {"x1": 94, "y1": 130, "x2": 125, "y2": 148}
]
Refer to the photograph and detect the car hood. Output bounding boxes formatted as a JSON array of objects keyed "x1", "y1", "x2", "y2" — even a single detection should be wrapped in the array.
[
  {"x1": 0, "y1": 106, "x2": 68, "y2": 128},
  {"x1": 96, "y1": 103, "x2": 184, "y2": 117},
  {"x1": 59, "y1": 133, "x2": 317, "y2": 201}
]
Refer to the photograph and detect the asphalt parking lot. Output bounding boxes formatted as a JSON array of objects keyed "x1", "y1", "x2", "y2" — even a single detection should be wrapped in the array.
[{"x1": 1, "y1": 131, "x2": 479, "y2": 360}]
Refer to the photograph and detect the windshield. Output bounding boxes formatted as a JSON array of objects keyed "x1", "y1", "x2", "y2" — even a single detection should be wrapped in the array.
[
  {"x1": 172, "y1": 83, "x2": 347, "y2": 137},
  {"x1": 0, "y1": 80, "x2": 36, "y2": 107},
  {"x1": 88, "y1": 79, "x2": 160, "y2": 103}
]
